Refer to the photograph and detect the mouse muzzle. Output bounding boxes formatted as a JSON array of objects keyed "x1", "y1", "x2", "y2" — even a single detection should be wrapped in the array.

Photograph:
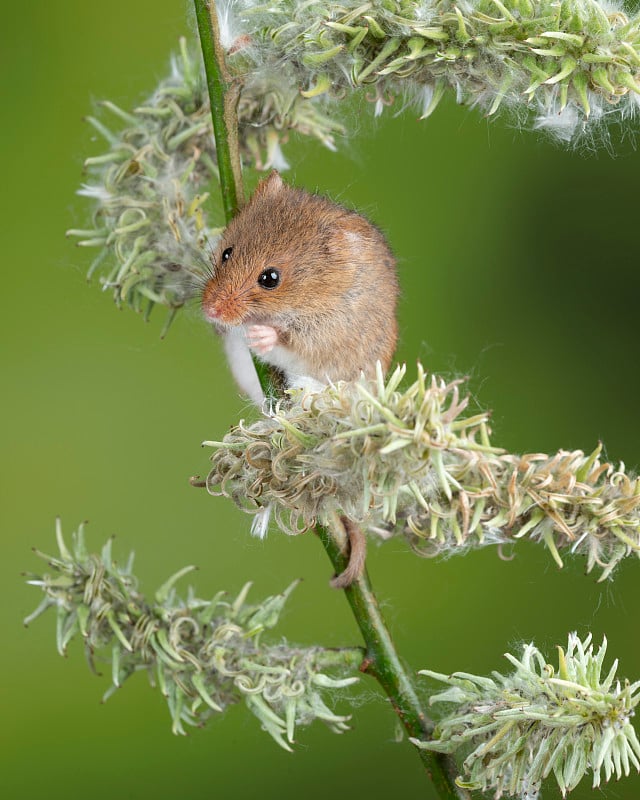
[{"x1": 202, "y1": 290, "x2": 243, "y2": 326}]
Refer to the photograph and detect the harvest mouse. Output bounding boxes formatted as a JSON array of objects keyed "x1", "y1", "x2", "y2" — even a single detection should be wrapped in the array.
[
  {"x1": 202, "y1": 171, "x2": 398, "y2": 398},
  {"x1": 202, "y1": 172, "x2": 399, "y2": 588}
]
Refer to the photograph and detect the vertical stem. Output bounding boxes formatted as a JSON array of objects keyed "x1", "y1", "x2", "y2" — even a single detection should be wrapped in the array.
[
  {"x1": 193, "y1": 0, "x2": 244, "y2": 221},
  {"x1": 317, "y1": 521, "x2": 469, "y2": 800},
  {"x1": 194, "y1": 0, "x2": 282, "y2": 396},
  {"x1": 193, "y1": 4, "x2": 464, "y2": 796}
]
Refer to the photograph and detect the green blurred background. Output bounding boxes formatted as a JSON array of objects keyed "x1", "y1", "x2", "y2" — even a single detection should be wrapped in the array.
[{"x1": 3, "y1": 2, "x2": 640, "y2": 798}]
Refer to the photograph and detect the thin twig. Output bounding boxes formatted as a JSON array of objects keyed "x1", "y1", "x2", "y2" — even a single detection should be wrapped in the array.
[
  {"x1": 193, "y1": 0, "x2": 281, "y2": 396},
  {"x1": 316, "y1": 518, "x2": 469, "y2": 800},
  {"x1": 193, "y1": 0, "x2": 244, "y2": 220},
  {"x1": 193, "y1": 2, "x2": 466, "y2": 796}
]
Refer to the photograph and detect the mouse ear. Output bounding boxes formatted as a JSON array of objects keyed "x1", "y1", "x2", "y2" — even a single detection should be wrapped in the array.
[{"x1": 252, "y1": 170, "x2": 285, "y2": 200}]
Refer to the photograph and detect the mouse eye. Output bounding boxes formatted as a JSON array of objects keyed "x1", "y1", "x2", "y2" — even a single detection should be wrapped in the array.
[
  {"x1": 258, "y1": 269, "x2": 281, "y2": 290},
  {"x1": 221, "y1": 247, "x2": 233, "y2": 263}
]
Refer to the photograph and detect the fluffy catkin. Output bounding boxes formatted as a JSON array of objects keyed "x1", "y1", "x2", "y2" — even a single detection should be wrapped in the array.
[{"x1": 201, "y1": 364, "x2": 640, "y2": 579}]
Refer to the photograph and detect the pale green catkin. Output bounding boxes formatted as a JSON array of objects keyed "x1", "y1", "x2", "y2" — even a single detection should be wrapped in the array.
[
  {"x1": 414, "y1": 633, "x2": 640, "y2": 798},
  {"x1": 229, "y1": 0, "x2": 640, "y2": 141},
  {"x1": 202, "y1": 364, "x2": 640, "y2": 579},
  {"x1": 24, "y1": 521, "x2": 362, "y2": 750}
]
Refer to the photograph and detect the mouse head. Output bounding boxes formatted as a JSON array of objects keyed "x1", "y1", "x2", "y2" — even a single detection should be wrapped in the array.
[{"x1": 202, "y1": 172, "x2": 365, "y2": 327}]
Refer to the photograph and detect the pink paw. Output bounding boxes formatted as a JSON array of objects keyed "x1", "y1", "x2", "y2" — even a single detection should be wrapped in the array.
[{"x1": 246, "y1": 324, "x2": 279, "y2": 355}]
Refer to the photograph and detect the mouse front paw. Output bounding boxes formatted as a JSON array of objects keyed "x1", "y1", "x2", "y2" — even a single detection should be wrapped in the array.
[{"x1": 246, "y1": 324, "x2": 279, "y2": 355}]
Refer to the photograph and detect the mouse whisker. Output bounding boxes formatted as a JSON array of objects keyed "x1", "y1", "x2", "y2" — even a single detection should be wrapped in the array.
[
  {"x1": 184, "y1": 266, "x2": 213, "y2": 291},
  {"x1": 201, "y1": 234, "x2": 219, "y2": 259}
]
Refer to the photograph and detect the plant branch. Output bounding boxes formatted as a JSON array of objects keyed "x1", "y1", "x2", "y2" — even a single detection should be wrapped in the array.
[
  {"x1": 194, "y1": 3, "x2": 465, "y2": 794},
  {"x1": 194, "y1": 0, "x2": 283, "y2": 397},
  {"x1": 193, "y1": 0, "x2": 244, "y2": 221},
  {"x1": 316, "y1": 518, "x2": 469, "y2": 800}
]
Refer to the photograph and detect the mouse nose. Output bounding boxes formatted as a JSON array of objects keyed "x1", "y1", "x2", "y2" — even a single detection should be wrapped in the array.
[
  {"x1": 202, "y1": 299, "x2": 220, "y2": 322},
  {"x1": 203, "y1": 297, "x2": 239, "y2": 324}
]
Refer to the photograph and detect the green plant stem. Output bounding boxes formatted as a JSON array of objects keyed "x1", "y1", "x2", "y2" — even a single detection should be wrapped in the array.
[
  {"x1": 194, "y1": 0, "x2": 282, "y2": 396},
  {"x1": 316, "y1": 520, "x2": 468, "y2": 800},
  {"x1": 314, "y1": 647, "x2": 366, "y2": 671},
  {"x1": 193, "y1": 0, "x2": 244, "y2": 221},
  {"x1": 194, "y1": 3, "x2": 464, "y2": 795}
]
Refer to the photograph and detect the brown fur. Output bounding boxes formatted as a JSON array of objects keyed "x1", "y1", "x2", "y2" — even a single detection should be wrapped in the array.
[{"x1": 202, "y1": 171, "x2": 399, "y2": 383}]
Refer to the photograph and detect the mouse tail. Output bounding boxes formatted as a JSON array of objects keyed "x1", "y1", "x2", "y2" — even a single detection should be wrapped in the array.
[{"x1": 330, "y1": 516, "x2": 367, "y2": 589}]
